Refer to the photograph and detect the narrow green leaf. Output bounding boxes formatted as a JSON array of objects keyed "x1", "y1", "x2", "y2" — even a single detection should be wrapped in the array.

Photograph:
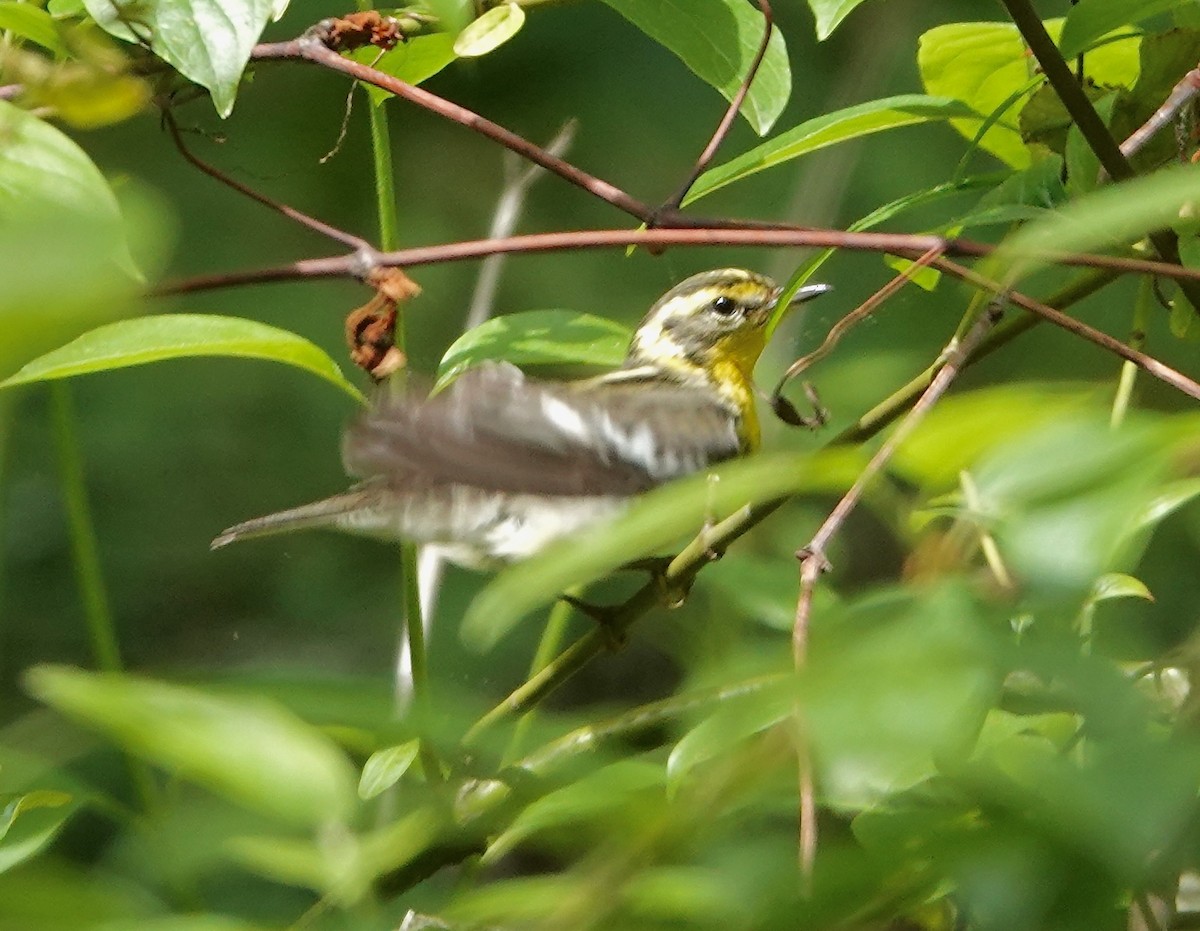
[
  {"x1": 806, "y1": 0, "x2": 873, "y2": 40},
  {"x1": 462, "y1": 449, "x2": 853, "y2": 649},
  {"x1": 686, "y1": 95, "x2": 974, "y2": 204},
  {"x1": 666, "y1": 679, "x2": 793, "y2": 794},
  {"x1": 436, "y1": 310, "x2": 631, "y2": 390},
  {"x1": 1090, "y1": 573, "x2": 1154, "y2": 604},
  {"x1": 26, "y1": 666, "x2": 358, "y2": 828},
  {"x1": 454, "y1": 2, "x2": 524, "y2": 57},
  {"x1": 0, "y1": 790, "x2": 78, "y2": 874},
  {"x1": 358, "y1": 740, "x2": 420, "y2": 800},
  {"x1": 0, "y1": 315, "x2": 365, "y2": 403},
  {"x1": 1060, "y1": 0, "x2": 1186, "y2": 57},
  {"x1": 0, "y1": 2, "x2": 67, "y2": 55},
  {"x1": 993, "y1": 163, "x2": 1200, "y2": 284},
  {"x1": 600, "y1": 0, "x2": 790, "y2": 135},
  {"x1": 81, "y1": 0, "x2": 287, "y2": 116}
]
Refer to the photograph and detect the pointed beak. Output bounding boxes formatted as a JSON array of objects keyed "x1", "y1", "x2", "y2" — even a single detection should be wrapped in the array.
[{"x1": 764, "y1": 282, "x2": 831, "y2": 333}]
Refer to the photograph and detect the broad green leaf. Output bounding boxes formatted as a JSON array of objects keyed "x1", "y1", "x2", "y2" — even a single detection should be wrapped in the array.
[
  {"x1": 920, "y1": 20, "x2": 1140, "y2": 169},
  {"x1": 26, "y1": 666, "x2": 358, "y2": 828},
  {"x1": 462, "y1": 449, "x2": 857, "y2": 649},
  {"x1": 81, "y1": 0, "x2": 287, "y2": 116},
  {"x1": 0, "y1": 315, "x2": 365, "y2": 403},
  {"x1": 351, "y1": 33, "x2": 458, "y2": 106},
  {"x1": 436, "y1": 310, "x2": 631, "y2": 390},
  {"x1": 358, "y1": 740, "x2": 420, "y2": 800},
  {"x1": 1060, "y1": 0, "x2": 1188, "y2": 57},
  {"x1": 666, "y1": 678, "x2": 793, "y2": 793},
  {"x1": 687, "y1": 94, "x2": 973, "y2": 204},
  {"x1": 806, "y1": 0, "x2": 873, "y2": 40},
  {"x1": 0, "y1": 2, "x2": 66, "y2": 54},
  {"x1": 0, "y1": 790, "x2": 78, "y2": 874},
  {"x1": 804, "y1": 583, "x2": 1000, "y2": 809},
  {"x1": 0, "y1": 101, "x2": 146, "y2": 380},
  {"x1": 993, "y1": 163, "x2": 1200, "y2": 284},
  {"x1": 453, "y1": 2, "x2": 523, "y2": 57},
  {"x1": 600, "y1": 0, "x2": 790, "y2": 135}
]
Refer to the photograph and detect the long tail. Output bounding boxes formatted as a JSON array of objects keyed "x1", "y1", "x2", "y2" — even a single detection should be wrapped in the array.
[{"x1": 211, "y1": 490, "x2": 376, "y2": 550}]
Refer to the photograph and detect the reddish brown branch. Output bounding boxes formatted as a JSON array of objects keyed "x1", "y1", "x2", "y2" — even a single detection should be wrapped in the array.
[
  {"x1": 154, "y1": 226, "x2": 1200, "y2": 296},
  {"x1": 251, "y1": 38, "x2": 657, "y2": 223},
  {"x1": 659, "y1": 0, "x2": 776, "y2": 213},
  {"x1": 163, "y1": 110, "x2": 374, "y2": 253}
]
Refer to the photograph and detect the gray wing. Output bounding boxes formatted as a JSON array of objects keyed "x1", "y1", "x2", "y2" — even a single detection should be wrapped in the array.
[{"x1": 343, "y1": 363, "x2": 742, "y2": 496}]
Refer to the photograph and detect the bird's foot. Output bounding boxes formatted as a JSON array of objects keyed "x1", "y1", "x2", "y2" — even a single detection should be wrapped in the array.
[{"x1": 621, "y1": 555, "x2": 692, "y2": 609}]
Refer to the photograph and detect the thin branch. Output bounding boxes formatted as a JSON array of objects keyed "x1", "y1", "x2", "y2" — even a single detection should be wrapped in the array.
[
  {"x1": 153, "y1": 226, "x2": 1200, "y2": 296},
  {"x1": 162, "y1": 110, "x2": 374, "y2": 253},
  {"x1": 998, "y1": 0, "x2": 1200, "y2": 314},
  {"x1": 1119, "y1": 64, "x2": 1200, "y2": 161},
  {"x1": 251, "y1": 38, "x2": 656, "y2": 223},
  {"x1": 658, "y1": 0, "x2": 775, "y2": 212},
  {"x1": 791, "y1": 297, "x2": 1005, "y2": 883}
]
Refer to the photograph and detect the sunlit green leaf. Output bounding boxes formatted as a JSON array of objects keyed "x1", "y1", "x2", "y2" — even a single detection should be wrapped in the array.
[
  {"x1": 600, "y1": 0, "x2": 790, "y2": 135},
  {"x1": 0, "y1": 315, "x2": 364, "y2": 403},
  {"x1": 1090, "y1": 572, "x2": 1154, "y2": 604},
  {"x1": 0, "y1": 2, "x2": 67, "y2": 54},
  {"x1": 436, "y1": 310, "x2": 631, "y2": 390},
  {"x1": 357, "y1": 740, "x2": 420, "y2": 800},
  {"x1": 453, "y1": 2, "x2": 524, "y2": 57},
  {"x1": 351, "y1": 33, "x2": 458, "y2": 106},
  {"x1": 0, "y1": 790, "x2": 78, "y2": 874},
  {"x1": 81, "y1": 0, "x2": 287, "y2": 116},
  {"x1": 26, "y1": 666, "x2": 358, "y2": 828},
  {"x1": 1060, "y1": 0, "x2": 1187, "y2": 57},
  {"x1": 687, "y1": 95, "x2": 973, "y2": 204},
  {"x1": 806, "y1": 0, "x2": 874, "y2": 40}
]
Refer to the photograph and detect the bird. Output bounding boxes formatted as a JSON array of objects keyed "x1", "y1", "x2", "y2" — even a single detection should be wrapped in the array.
[{"x1": 211, "y1": 268, "x2": 830, "y2": 567}]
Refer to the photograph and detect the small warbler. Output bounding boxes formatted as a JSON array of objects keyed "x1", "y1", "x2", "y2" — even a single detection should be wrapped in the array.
[{"x1": 212, "y1": 268, "x2": 829, "y2": 566}]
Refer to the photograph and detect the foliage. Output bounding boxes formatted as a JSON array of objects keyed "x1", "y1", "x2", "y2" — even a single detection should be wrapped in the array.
[{"x1": 4, "y1": 0, "x2": 1200, "y2": 930}]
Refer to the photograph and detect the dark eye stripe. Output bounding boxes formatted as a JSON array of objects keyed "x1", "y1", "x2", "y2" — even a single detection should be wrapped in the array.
[{"x1": 711, "y1": 295, "x2": 738, "y2": 315}]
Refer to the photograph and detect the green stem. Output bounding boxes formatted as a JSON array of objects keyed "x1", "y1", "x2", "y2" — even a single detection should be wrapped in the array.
[
  {"x1": 1111, "y1": 277, "x2": 1151, "y2": 429},
  {"x1": 50, "y1": 382, "x2": 158, "y2": 811},
  {"x1": 51, "y1": 383, "x2": 122, "y2": 674},
  {"x1": 502, "y1": 592, "x2": 577, "y2": 764}
]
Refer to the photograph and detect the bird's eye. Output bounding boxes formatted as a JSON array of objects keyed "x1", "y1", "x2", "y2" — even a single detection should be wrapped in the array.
[{"x1": 711, "y1": 295, "x2": 738, "y2": 316}]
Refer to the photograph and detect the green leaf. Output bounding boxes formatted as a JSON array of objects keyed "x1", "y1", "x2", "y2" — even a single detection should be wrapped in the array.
[
  {"x1": 357, "y1": 740, "x2": 420, "y2": 800},
  {"x1": 993, "y1": 163, "x2": 1200, "y2": 284},
  {"x1": 1089, "y1": 572, "x2": 1154, "y2": 604},
  {"x1": 25, "y1": 665, "x2": 358, "y2": 828},
  {"x1": 0, "y1": 1, "x2": 67, "y2": 54},
  {"x1": 666, "y1": 678, "x2": 793, "y2": 794},
  {"x1": 351, "y1": 33, "x2": 458, "y2": 106},
  {"x1": 1060, "y1": 0, "x2": 1187, "y2": 58},
  {"x1": 81, "y1": 0, "x2": 287, "y2": 117},
  {"x1": 806, "y1": 0, "x2": 873, "y2": 40},
  {"x1": 686, "y1": 95, "x2": 974, "y2": 204},
  {"x1": 436, "y1": 310, "x2": 631, "y2": 390},
  {"x1": 462, "y1": 449, "x2": 855, "y2": 649},
  {"x1": 0, "y1": 102, "x2": 148, "y2": 380},
  {"x1": 0, "y1": 790, "x2": 78, "y2": 874},
  {"x1": 95, "y1": 918, "x2": 266, "y2": 931},
  {"x1": 0, "y1": 314, "x2": 365, "y2": 403},
  {"x1": 600, "y1": 0, "x2": 790, "y2": 135},
  {"x1": 453, "y1": 2, "x2": 523, "y2": 57}
]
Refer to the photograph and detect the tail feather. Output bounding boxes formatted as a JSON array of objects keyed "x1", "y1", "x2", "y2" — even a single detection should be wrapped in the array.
[{"x1": 211, "y1": 489, "x2": 377, "y2": 550}]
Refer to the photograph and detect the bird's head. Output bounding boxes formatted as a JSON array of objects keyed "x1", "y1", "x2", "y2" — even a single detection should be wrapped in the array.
[{"x1": 625, "y1": 268, "x2": 829, "y2": 376}]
